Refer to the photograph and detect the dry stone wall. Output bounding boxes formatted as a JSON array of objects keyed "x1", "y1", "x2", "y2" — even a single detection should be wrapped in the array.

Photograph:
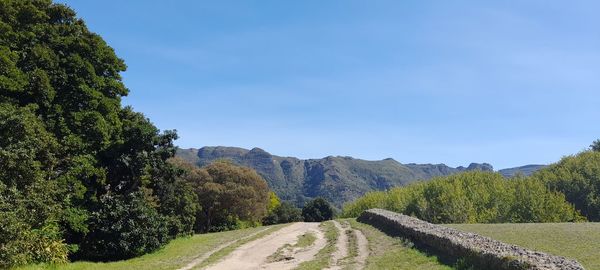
[{"x1": 358, "y1": 208, "x2": 584, "y2": 270}]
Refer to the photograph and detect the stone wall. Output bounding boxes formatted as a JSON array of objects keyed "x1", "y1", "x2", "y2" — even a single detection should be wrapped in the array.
[{"x1": 358, "y1": 208, "x2": 584, "y2": 270}]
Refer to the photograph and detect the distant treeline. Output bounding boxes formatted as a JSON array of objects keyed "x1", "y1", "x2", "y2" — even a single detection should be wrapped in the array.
[{"x1": 343, "y1": 144, "x2": 600, "y2": 224}]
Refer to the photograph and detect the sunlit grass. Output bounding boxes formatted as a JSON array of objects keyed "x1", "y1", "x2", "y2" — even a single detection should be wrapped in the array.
[
  {"x1": 448, "y1": 222, "x2": 600, "y2": 270},
  {"x1": 347, "y1": 219, "x2": 453, "y2": 270},
  {"x1": 17, "y1": 225, "x2": 284, "y2": 270}
]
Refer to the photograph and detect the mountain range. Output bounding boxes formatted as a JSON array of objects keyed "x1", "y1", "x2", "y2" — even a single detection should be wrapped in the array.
[{"x1": 176, "y1": 146, "x2": 544, "y2": 208}]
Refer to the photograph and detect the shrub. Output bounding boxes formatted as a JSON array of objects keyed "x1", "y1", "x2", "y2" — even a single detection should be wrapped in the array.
[
  {"x1": 302, "y1": 198, "x2": 335, "y2": 222},
  {"x1": 263, "y1": 202, "x2": 303, "y2": 225},
  {"x1": 533, "y1": 151, "x2": 600, "y2": 221},
  {"x1": 342, "y1": 171, "x2": 582, "y2": 223},
  {"x1": 76, "y1": 191, "x2": 169, "y2": 261}
]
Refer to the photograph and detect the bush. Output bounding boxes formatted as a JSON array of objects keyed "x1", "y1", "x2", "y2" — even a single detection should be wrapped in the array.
[
  {"x1": 77, "y1": 191, "x2": 169, "y2": 261},
  {"x1": 263, "y1": 202, "x2": 303, "y2": 225},
  {"x1": 342, "y1": 171, "x2": 582, "y2": 223},
  {"x1": 533, "y1": 151, "x2": 600, "y2": 221},
  {"x1": 302, "y1": 198, "x2": 335, "y2": 222}
]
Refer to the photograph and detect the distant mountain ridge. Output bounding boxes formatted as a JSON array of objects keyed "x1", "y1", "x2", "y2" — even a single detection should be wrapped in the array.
[
  {"x1": 498, "y1": 164, "x2": 547, "y2": 178},
  {"x1": 176, "y1": 146, "x2": 541, "y2": 207}
]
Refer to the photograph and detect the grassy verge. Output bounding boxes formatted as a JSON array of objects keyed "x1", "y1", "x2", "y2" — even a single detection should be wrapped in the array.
[
  {"x1": 448, "y1": 222, "x2": 600, "y2": 270},
  {"x1": 296, "y1": 221, "x2": 339, "y2": 270},
  {"x1": 347, "y1": 219, "x2": 453, "y2": 270},
  {"x1": 195, "y1": 224, "x2": 287, "y2": 268},
  {"x1": 17, "y1": 225, "x2": 285, "y2": 270}
]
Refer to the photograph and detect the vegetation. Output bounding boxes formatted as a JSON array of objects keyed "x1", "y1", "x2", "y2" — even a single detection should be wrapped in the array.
[
  {"x1": 17, "y1": 225, "x2": 283, "y2": 270},
  {"x1": 448, "y1": 222, "x2": 600, "y2": 270},
  {"x1": 591, "y1": 140, "x2": 600, "y2": 152},
  {"x1": 263, "y1": 201, "x2": 303, "y2": 225},
  {"x1": 177, "y1": 147, "x2": 497, "y2": 208},
  {"x1": 296, "y1": 221, "x2": 338, "y2": 270},
  {"x1": 343, "y1": 171, "x2": 582, "y2": 223},
  {"x1": 266, "y1": 232, "x2": 317, "y2": 262},
  {"x1": 302, "y1": 198, "x2": 335, "y2": 222},
  {"x1": 533, "y1": 150, "x2": 600, "y2": 221},
  {"x1": 0, "y1": 0, "x2": 276, "y2": 267},
  {"x1": 168, "y1": 158, "x2": 271, "y2": 232},
  {"x1": 347, "y1": 219, "x2": 452, "y2": 270},
  {"x1": 0, "y1": 0, "x2": 187, "y2": 265}
]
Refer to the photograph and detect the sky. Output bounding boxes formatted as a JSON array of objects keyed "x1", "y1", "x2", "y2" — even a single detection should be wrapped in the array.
[{"x1": 57, "y1": 0, "x2": 600, "y2": 169}]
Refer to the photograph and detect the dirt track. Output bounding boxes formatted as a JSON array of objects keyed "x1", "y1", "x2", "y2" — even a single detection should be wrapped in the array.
[
  {"x1": 201, "y1": 220, "x2": 369, "y2": 270},
  {"x1": 204, "y1": 222, "x2": 326, "y2": 270}
]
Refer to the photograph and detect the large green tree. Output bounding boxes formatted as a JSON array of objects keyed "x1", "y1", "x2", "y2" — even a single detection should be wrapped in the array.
[
  {"x1": 169, "y1": 158, "x2": 271, "y2": 233},
  {"x1": 0, "y1": 0, "x2": 193, "y2": 265}
]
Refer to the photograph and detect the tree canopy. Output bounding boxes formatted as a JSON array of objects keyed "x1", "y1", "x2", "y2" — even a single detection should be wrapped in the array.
[
  {"x1": 302, "y1": 197, "x2": 335, "y2": 222},
  {"x1": 0, "y1": 0, "x2": 191, "y2": 265}
]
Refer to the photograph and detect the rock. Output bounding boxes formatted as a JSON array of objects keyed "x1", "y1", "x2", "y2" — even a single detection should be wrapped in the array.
[{"x1": 358, "y1": 209, "x2": 585, "y2": 270}]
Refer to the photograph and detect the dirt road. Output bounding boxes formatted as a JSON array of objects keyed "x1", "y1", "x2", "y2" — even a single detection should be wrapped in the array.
[
  {"x1": 204, "y1": 222, "x2": 326, "y2": 270},
  {"x1": 201, "y1": 220, "x2": 369, "y2": 270}
]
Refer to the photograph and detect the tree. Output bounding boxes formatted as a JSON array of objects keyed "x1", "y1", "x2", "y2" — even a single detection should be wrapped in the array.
[
  {"x1": 263, "y1": 202, "x2": 303, "y2": 225},
  {"x1": 0, "y1": 0, "x2": 183, "y2": 263},
  {"x1": 169, "y1": 159, "x2": 271, "y2": 233},
  {"x1": 302, "y1": 198, "x2": 334, "y2": 222},
  {"x1": 591, "y1": 139, "x2": 600, "y2": 152}
]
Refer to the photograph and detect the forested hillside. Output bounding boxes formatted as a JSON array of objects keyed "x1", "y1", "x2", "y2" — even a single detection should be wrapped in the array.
[{"x1": 177, "y1": 147, "x2": 496, "y2": 207}]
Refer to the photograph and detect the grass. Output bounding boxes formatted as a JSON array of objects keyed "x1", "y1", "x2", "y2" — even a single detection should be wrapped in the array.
[
  {"x1": 17, "y1": 225, "x2": 286, "y2": 270},
  {"x1": 347, "y1": 219, "x2": 453, "y2": 270},
  {"x1": 337, "y1": 221, "x2": 360, "y2": 269},
  {"x1": 296, "y1": 221, "x2": 339, "y2": 270},
  {"x1": 296, "y1": 232, "x2": 318, "y2": 248},
  {"x1": 448, "y1": 222, "x2": 600, "y2": 270},
  {"x1": 340, "y1": 223, "x2": 358, "y2": 267},
  {"x1": 266, "y1": 232, "x2": 317, "y2": 263}
]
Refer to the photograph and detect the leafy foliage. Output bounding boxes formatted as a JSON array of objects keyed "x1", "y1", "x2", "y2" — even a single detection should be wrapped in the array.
[
  {"x1": 343, "y1": 171, "x2": 582, "y2": 223},
  {"x1": 168, "y1": 158, "x2": 271, "y2": 233},
  {"x1": 77, "y1": 191, "x2": 169, "y2": 261},
  {"x1": 302, "y1": 198, "x2": 335, "y2": 222},
  {"x1": 591, "y1": 140, "x2": 600, "y2": 152},
  {"x1": 0, "y1": 0, "x2": 188, "y2": 265},
  {"x1": 0, "y1": 102, "x2": 68, "y2": 267},
  {"x1": 533, "y1": 150, "x2": 600, "y2": 221},
  {"x1": 263, "y1": 202, "x2": 303, "y2": 225}
]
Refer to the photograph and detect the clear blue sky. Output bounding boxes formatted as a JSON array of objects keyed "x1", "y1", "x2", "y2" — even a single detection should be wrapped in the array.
[{"x1": 57, "y1": 0, "x2": 600, "y2": 169}]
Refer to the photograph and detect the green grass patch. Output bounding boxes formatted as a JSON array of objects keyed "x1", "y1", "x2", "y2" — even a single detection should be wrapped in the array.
[
  {"x1": 296, "y1": 221, "x2": 339, "y2": 270},
  {"x1": 17, "y1": 225, "x2": 285, "y2": 270},
  {"x1": 339, "y1": 221, "x2": 359, "y2": 269},
  {"x1": 296, "y1": 232, "x2": 318, "y2": 248},
  {"x1": 347, "y1": 219, "x2": 453, "y2": 270},
  {"x1": 448, "y1": 222, "x2": 600, "y2": 270},
  {"x1": 266, "y1": 232, "x2": 317, "y2": 263}
]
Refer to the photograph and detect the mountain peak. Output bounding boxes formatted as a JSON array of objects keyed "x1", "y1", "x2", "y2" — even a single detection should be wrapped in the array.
[{"x1": 176, "y1": 146, "x2": 533, "y2": 207}]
